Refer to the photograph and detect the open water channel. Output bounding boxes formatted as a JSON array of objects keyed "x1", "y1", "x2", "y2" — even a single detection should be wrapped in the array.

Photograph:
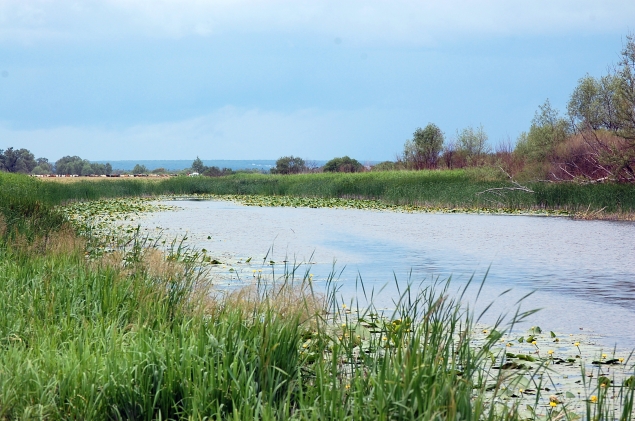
[{"x1": 135, "y1": 199, "x2": 635, "y2": 350}]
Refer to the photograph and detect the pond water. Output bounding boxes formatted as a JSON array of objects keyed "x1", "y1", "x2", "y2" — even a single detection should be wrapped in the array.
[{"x1": 136, "y1": 199, "x2": 635, "y2": 350}]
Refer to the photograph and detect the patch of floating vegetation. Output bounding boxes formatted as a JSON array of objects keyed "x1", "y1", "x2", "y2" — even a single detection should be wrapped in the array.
[
  {"x1": 165, "y1": 194, "x2": 573, "y2": 217},
  {"x1": 468, "y1": 325, "x2": 635, "y2": 419}
]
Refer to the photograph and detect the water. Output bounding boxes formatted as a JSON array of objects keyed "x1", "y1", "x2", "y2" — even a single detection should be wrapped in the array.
[{"x1": 135, "y1": 199, "x2": 635, "y2": 350}]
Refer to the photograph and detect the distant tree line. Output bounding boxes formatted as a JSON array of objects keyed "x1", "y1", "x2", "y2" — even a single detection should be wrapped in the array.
[
  {"x1": 0, "y1": 149, "x2": 113, "y2": 176},
  {"x1": 270, "y1": 156, "x2": 364, "y2": 175}
]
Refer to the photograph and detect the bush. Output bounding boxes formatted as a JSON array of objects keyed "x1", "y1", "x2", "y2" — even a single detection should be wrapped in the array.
[
  {"x1": 271, "y1": 156, "x2": 306, "y2": 175},
  {"x1": 323, "y1": 156, "x2": 363, "y2": 173}
]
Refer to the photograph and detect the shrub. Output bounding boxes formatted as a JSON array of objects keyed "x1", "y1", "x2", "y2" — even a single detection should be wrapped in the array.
[{"x1": 323, "y1": 156, "x2": 363, "y2": 173}]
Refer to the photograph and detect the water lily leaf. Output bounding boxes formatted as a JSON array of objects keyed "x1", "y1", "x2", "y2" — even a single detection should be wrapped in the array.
[
  {"x1": 550, "y1": 331, "x2": 556, "y2": 338},
  {"x1": 566, "y1": 391, "x2": 576, "y2": 399}
]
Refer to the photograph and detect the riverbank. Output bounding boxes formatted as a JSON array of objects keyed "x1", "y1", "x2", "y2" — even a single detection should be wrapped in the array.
[
  {"x1": 18, "y1": 169, "x2": 635, "y2": 220},
  {"x1": 1, "y1": 175, "x2": 634, "y2": 419}
]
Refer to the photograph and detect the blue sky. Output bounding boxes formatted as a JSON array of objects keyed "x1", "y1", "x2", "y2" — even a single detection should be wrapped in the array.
[{"x1": 1, "y1": 1, "x2": 634, "y2": 161}]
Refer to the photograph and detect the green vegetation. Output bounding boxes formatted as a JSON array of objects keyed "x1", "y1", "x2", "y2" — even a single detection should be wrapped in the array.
[
  {"x1": 1, "y1": 172, "x2": 633, "y2": 419},
  {"x1": 323, "y1": 156, "x2": 364, "y2": 173},
  {"x1": 271, "y1": 156, "x2": 307, "y2": 174},
  {"x1": 4, "y1": 170, "x2": 635, "y2": 217},
  {"x1": 55, "y1": 155, "x2": 113, "y2": 176},
  {"x1": 403, "y1": 123, "x2": 445, "y2": 170}
]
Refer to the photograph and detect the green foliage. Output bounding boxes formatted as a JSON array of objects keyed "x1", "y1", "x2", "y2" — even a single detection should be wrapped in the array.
[
  {"x1": 202, "y1": 166, "x2": 234, "y2": 177},
  {"x1": 455, "y1": 124, "x2": 490, "y2": 161},
  {"x1": 323, "y1": 156, "x2": 363, "y2": 173},
  {"x1": 132, "y1": 163, "x2": 149, "y2": 174},
  {"x1": 515, "y1": 100, "x2": 571, "y2": 164},
  {"x1": 191, "y1": 156, "x2": 206, "y2": 173},
  {"x1": 371, "y1": 161, "x2": 402, "y2": 171},
  {"x1": 56, "y1": 156, "x2": 112, "y2": 175},
  {"x1": 568, "y1": 74, "x2": 622, "y2": 131},
  {"x1": 403, "y1": 123, "x2": 444, "y2": 169},
  {"x1": 0, "y1": 147, "x2": 37, "y2": 173},
  {"x1": 271, "y1": 156, "x2": 306, "y2": 174},
  {"x1": 616, "y1": 33, "x2": 635, "y2": 140}
]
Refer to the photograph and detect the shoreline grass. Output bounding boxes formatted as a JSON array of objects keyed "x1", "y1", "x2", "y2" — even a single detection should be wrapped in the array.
[
  {"x1": 13, "y1": 170, "x2": 635, "y2": 220},
  {"x1": 1, "y1": 171, "x2": 634, "y2": 419}
]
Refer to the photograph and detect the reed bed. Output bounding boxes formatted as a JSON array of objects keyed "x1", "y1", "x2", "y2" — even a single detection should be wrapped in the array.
[
  {"x1": 13, "y1": 170, "x2": 635, "y2": 216},
  {"x1": 1, "y1": 172, "x2": 634, "y2": 419}
]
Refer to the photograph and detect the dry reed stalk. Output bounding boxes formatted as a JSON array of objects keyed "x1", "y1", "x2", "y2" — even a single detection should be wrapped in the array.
[{"x1": 222, "y1": 281, "x2": 325, "y2": 326}]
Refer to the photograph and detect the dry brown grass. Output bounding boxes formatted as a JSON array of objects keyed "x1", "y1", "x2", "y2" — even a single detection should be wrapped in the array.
[{"x1": 220, "y1": 280, "x2": 325, "y2": 325}]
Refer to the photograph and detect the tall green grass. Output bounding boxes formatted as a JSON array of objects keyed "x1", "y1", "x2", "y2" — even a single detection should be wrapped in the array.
[
  {"x1": 1, "y1": 172, "x2": 633, "y2": 419},
  {"x1": 4, "y1": 170, "x2": 635, "y2": 214}
]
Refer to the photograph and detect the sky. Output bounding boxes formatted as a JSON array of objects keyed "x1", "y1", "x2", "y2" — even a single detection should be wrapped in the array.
[{"x1": 1, "y1": 1, "x2": 634, "y2": 161}]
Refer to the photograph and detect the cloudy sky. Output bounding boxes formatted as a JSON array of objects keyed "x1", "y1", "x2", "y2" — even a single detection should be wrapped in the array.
[{"x1": 1, "y1": 1, "x2": 634, "y2": 161}]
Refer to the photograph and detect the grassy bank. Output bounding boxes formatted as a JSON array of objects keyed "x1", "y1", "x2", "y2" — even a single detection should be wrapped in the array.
[
  {"x1": 13, "y1": 170, "x2": 635, "y2": 217},
  {"x1": 1, "y1": 173, "x2": 634, "y2": 419}
]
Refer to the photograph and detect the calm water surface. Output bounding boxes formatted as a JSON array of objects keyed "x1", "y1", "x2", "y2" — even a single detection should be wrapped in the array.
[{"x1": 137, "y1": 200, "x2": 635, "y2": 349}]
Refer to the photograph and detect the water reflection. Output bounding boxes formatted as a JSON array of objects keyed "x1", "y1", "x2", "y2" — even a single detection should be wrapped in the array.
[{"x1": 136, "y1": 199, "x2": 635, "y2": 349}]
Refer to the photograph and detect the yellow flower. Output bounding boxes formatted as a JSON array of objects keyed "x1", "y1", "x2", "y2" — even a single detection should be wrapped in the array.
[
  {"x1": 550, "y1": 401, "x2": 557, "y2": 407},
  {"x1": 574, "y1": 342, "x2": 580, "y2": 347},
  {"x1": 345, "y1": 384, "x2": 350, "y2": 389},
  {"x1": 519, "y1": 389, "x2": 524, "y2": 394},
  {"x1": 601, "y1": 353, "x2": 607, "y2": 359},
  {"x1": 547, "y1": 350, "x2": 554, "y2": 355},
  {"x1": 382, "y1": 336, "x2": 388, "y2": 341},
  {"x1": 342, "y1": 304, "x2": 347, "y2": 309},
  {"x1": 590, "y1": 395, "x2": 597, "y2": 403},
  {"x1": 531, "y1": 340, "x2": 537, "y2": 345},
  {"x1": 619, "y1": 357, "x2": 624, "y2": 363},
  {"x1": 341, "y1": 323, "x2": 347, "y2": 328},
  {"x1": 482, "y1": 330, "x2": 488, "y2": 334},
  {"x1": 506, "y1": 343, "x2": 513, "y2": 347}
]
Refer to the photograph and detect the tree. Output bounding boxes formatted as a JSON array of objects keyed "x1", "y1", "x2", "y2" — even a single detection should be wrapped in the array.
[
  {"x1": 323, "y1": 156, "x2": 363, "y2": 173},
  {"x1": 271, "y1": 156, "x2": 306, "y2": 174},
  {"x1": 191, "y1": 157, "x2": 206, "y2": 174},
  {"x1": 32, "y1": 158, "x2": 54, "y2": 175},
  {"x1": 403, "y1": 124, "x2": 444, "y2": 169},
  {"x1": 0, "y1": 147, "x2": 37, "y2": 173},
  {"x1": 55, "y1": 156, "x2": 111, "y2": 175},
  {"x1": 568, "y1": 74, "x2": 622, "y2": 131},
  {"x1": 132, "y1": 164, "x2": 149, "y2": 174},
  {"x1": 455, "y1": 124, "x2": 490, "y2": 162},
  {"x1": 515, "y1": 100, "x2": 571, "y2": 163},
  {"x1": 615, "y1": 33, "x2": 635, "y2": 140}
]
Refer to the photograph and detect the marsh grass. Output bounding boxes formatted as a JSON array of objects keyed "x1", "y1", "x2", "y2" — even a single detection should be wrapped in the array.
[
  {"x1": 6, "y1": 170, "x2": 635, "y2": 216},
  {"x1": 2, "y1": 172, "x2": 634, "y2": 419}
]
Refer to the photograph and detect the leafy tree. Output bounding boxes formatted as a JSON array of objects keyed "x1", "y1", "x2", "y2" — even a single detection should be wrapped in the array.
[
  {"x1": 616, "y1": 33, "x2": 635, "y2": 140},
  {"x1": 271, "y1": 156, "x2": 306, "y2": 174},
  {"x1": 202, "y1": 166, "x2": 233, "y2": 177},
  {"x1": 0, "y1": 147, "x2": 37, "y2": 173},
  {"x1": 568, "y1": 74, "x2": 622, "y2": 131},
  {"x1": 55, "y1": 156, "x2": 111, "y2": 175},
  {"x1": 323, "y1": 156, "x2": 363, "y2": 173},
  {"x1": 455, "y1": 125, "x2": 490, "y2": 162},
  {"x1": 403, "y1": 124, "x2": 444, "y2": 169},
  {"x1": 191, "y1": 157, "x2": 206, "y2": 174},
  {"x1": 132, "y1": 164, "x2": 149, "y2": 174},
  {"x1": 516, "y1": 100, "x2": 571, "y2": 163},
  {"x1": 32, "y1": 158, "x2": 54, "y2": 175}
]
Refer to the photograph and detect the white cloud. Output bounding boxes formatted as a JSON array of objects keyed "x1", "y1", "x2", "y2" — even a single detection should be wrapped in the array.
[
  {"x1": 0, "y1": 106, "x2": 403, "y2": 161},
  {"x1": 1, "y1": 0, "x2": 633, "y2": 45}
]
